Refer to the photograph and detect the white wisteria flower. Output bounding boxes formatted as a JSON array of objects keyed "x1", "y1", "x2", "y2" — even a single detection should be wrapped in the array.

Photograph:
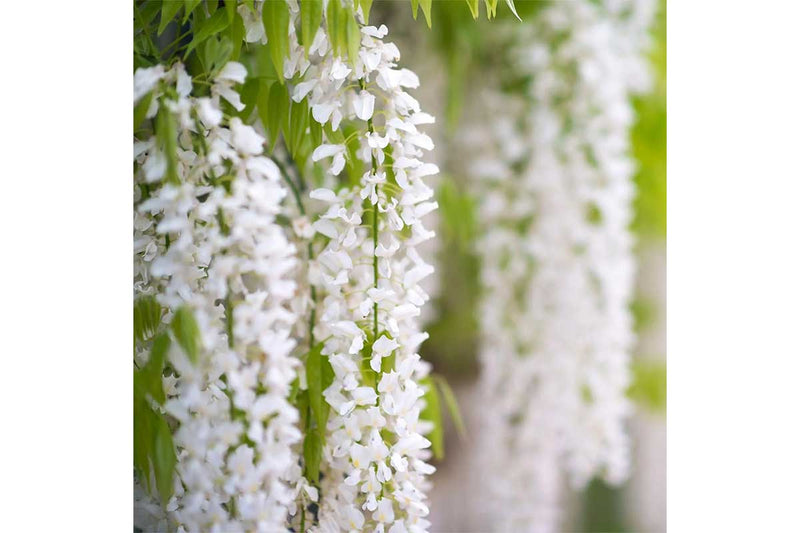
[
  {"x1": 464, "y1": 1, "x2": 656, "y2": 531},
  {"x1": 283, "y1": 10, "x2": 439, "y2": 533},
  {"x1": 133, "y1": 60, "x2": 302, "y2": 532}
]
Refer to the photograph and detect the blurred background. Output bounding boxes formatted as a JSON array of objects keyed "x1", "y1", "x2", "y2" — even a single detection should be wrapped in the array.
[{"x1": 369, "y1": 2, "x2": 666, "y2": 531}]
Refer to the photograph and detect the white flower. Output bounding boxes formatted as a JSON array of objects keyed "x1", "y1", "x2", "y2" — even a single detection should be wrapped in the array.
[
  {"x1": 466, "y1": 1, "x2": 656, "y2": 530},
  {"x1": 230, "y1": 117, "x2": 265, "y2": 155},
  {"x1": 374, "y1": 498, "x2": 395, "y2": 523},
  {"x1": 134, "y1": 64, "x2": 165, "y2": 103},
  {"x1": 352, "y1": 90, "x2": 376, "y2": 121},
  {"x1": 312, "y1": 144, "x2": 347, "y2": 175},
  {"x1": 238, "y1": 3, "x2": 266, "y2": 43},
  {"x1": 217, "y1": 61, "x2": 247, "y2": 84},
  {"x1": 196, "y1": 97, "x2": 222, "y2": 127},
  {"x1": 296, "y1": 16, "x2": 439, "y2": 532},
  {"x1": 370, "y1": 335, "x2": 399, "y2": 372},
  {"x1": 134, "y1": 61, "x2": 300, "y2": 533},
  {"x1": 212, "y1": 62, "x2": 247, "y2": 111}
]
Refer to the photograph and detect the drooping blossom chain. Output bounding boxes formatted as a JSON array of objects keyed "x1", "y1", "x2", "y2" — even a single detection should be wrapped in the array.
[
  {"x1": 467, "y1": 1, "x2": 656, "y2": 531},
  {"x1": 133, "y1": 61, "x2": 302, "y2": 532},
  {"x1": 282, "y1": 8, "x2": 439, "y2": 532}
]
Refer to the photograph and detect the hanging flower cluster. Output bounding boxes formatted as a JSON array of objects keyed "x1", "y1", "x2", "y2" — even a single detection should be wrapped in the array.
[
  {"x1": 133, "y1": 61, "x2": 303, "y2": 531},
  {"x1": 466, "y1": 1, "x2": 656, "y2": 531},
  {"x1": 285, "y1": 13, "x2": 440, "y2": 533}
]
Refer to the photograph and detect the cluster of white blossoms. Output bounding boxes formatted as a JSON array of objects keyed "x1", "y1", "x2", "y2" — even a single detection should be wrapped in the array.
[
  {"x1": 133, "y1": 60, "x2": 303, "y2": 531},
  {"x1": 284, "y1": 9, "x2": 439, "y2": 533},
  {"x1": 466, "y1": 0, "x2": 656, "y2": 531}
]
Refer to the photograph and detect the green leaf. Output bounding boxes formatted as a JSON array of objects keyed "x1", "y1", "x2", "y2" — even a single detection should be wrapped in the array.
[
  {"x1": 134, "y1": 332, "x2": 170, "y2": 409},
  {"x1": 183, "y1": 0, "x2": 202, "y2": 23},
  {"x1": 184, "y1": 7, "x2": 230, "y2": 59},
  {"x1": 200, "y1": 34, "x2": 233, "y2": 75},
  {"x1": 465, "y1": 0, "x2": 479, "y2": 19},
  {"x1": 346, "y1": 12, "x2": 361, "y2": 62},
  {"x1": 257, "y1": 80, "x2": 274, "y2": 139},
  {"x1": 630, "y1": 298, "x2": 656, "y2": 332},
  {"x1": 321, "y1": 354, "x2": 334, "y2": 427},
  {"x1": 297, "y1": 389, "x2": 310, "y2": 428},
  {"x1": 627, "y1": 359, "x2": 667, "y2": 412},
  {"x1": 224, "y1": 0, "x2": 237, "y2": 22},
  {"x1": 300, "y1": 0, "x2": 323, "y2": 57},
  {"x1": 249, "y1": 44, "x2": 279, "y2": 80},
  {"x1": 309, "y1": 115, "x2": 322, "y2": 148},
  {"x1": 134, "y1": 91, "x2": 154, "y2": 133},
  {"x1": 305, "y1": 342, "x2": 325, "y2": 432},
  {"x1": 303, "y1": 428, "x2": 323, "y2": 483},
  {"x1": 171, "y1": 306, "x2": 200, "y2": 363},
  {"x1": 325, "y1": 0, "x2": 338, "y2": 54},
  {"x1": 238, "y1": 77, "x2": 262, "y2": 120},
  {"x1": 134, "y1": 330, "x2": 172, "y2": 498},
  {"x1": 289, "y1": 98, "x2": 309, "y2": 156},
  {"x1": 420, "y1": 376, "x2": 444, "y2": 459},
  {"x1": 136, "y1": 0, "x2": 162, "y2": 30},
  {"x1": 153, "y1": 415, "x2": 177, "y2": 505},
  {"x1": 341, "y1": 122, "x2": 364, "y2": 184},
  {"x1": 266, "y1": 81, "x2": 288, "y2": 150},
  {"x1": 321, "y1": 352, "x2": 335, "y2": 390},
  {"x1": 326, "y1": 0, "x2": 347, "y2": 58},
  {"x1": 410, "y1": 0, "x2": 419, "y2": 20},
  {"x1": 148, "y1": 334, "x2": 169, "y2": 365},
  {"x1": 505, "y1": 0, "x2": 522, "y2": 21},
  {"x1": 484, "y1": 0, "x2": 498, "y2": 19},
  {"x1": 158, "y1": 0, "x2": 183, "y2": 36},
  {"x1": 359, "y1": 334, "x2": 377, "y2": 389},
  {"x1": 156, "y1": 103, "x2": 179, "y2": 184},
  {"x1": 263, "y1": 0, "x2": 290, "y2": 84},
  {"x1": 359, "y1": 0, "x2": 373, "y2": 24},
  {"x1": 437, "y1": 177, "x2": 477, "y2": 251},
  {"x1": 133, "y1": 396, "x2": 154, "y2": 491},
  {"x1": 229, "y1": 12, "x2": 246, "y2": 61},
  {"x1": 419, "y1": 0, "x2": 432, "y2": 27},
  {"x1": 433, "y1": 375, "x2": 466, "y2": 438}
]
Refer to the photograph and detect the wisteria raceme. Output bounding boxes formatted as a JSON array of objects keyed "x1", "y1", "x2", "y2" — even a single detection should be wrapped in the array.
[
  {"x1": 133, "y1": 62, "x2": 303, "y2": 532},
  {"x1": 467, "y1": 0, "x2": 656, "y2": 531},
  {"x1": 281, "y1": 9, "x2": 439, "y2": 532}
]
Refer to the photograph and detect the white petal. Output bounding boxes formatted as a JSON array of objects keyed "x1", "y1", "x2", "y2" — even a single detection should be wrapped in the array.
[
  {"x1": 310, "y1": 188, "x2": 338, "y2": 202},
  {"x1": 196, "y1": 98, "x2": 222, "y2": 127},
  {"x1": 293, "y1": 80, "x2": 317, "y2": 102},
  {"x1": 331, "y1": 152, "x2": 346, "y2": 176},
  {"x1": 312, "y1": 143, "x2": 344, "y2": 161},
  {"x1": 313, "y1": 219, "x2": 338, "y2": 239},
  {"x1": 230, "y1": 118, "x2": 265, "y2": 155},
  {"x1": 216, "y1": 85, "x2": 245, "y2": 111},
  {"x1": 176, "y1": 66, "x2": 193, "y2": 97},
  {"x1": 133, "y1": 65, "x2": 165, "y2": 103},
  {"x1": 353, "y1": 90, "x2": 375, "y2": 121},
  {"x1": 312, "y1": 102, "x2": 335, "y2": 124},
  {"x1": 362, "y1": 25, "x2": 388, "y2": 38},
  {"x1": 397, "y1": 68, "x2": 420, "y2": 89},
  {"x1": 373, "y1": 335, "x2": 399, "y2": 356},
  {"x1": 217, "y1": 62, "x2": 248, "y2": 84},
  {"x1": 409, "y1": 112, "x2": 436, "y2": 125},
  {"x1": 412, "y1": 163, "x2": 440, "y2": 178}
]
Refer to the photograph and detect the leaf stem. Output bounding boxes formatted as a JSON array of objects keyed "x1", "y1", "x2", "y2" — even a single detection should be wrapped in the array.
[{"x1": 367, "y1": 116, "x2": 379, "y2": 342}]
